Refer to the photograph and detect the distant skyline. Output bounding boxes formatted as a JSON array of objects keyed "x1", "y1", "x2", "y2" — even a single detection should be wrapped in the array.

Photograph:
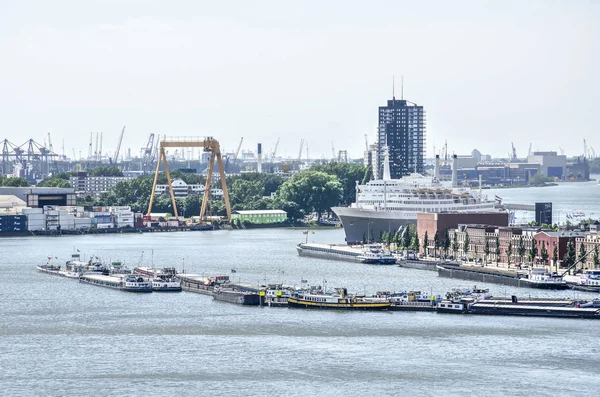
[{"x1": 1, "y1": 0, "x2": 598, "y2": 161}]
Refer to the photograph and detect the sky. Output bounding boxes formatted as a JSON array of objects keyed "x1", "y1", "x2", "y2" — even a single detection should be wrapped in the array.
[{"x1": 0, "y1": 0, "x2": 598, "y2": 161}]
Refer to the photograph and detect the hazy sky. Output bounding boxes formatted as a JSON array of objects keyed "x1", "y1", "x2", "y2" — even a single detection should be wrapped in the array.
[{"x1": 1, "y1": 0, "x2": 598, "y2": 161}]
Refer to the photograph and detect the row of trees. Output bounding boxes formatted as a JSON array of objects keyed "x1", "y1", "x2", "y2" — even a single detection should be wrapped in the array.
[
  {"x1": 0, "y1": 176, "x2": 29, "y2": 187},
  {"x1": 80, "y1": 163, "x2": 367, "y2": 220}
]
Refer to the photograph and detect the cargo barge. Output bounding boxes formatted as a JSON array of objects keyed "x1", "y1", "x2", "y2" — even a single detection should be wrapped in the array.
[
  {"x1": 213, "y1": 288, "x2": 261, "y2": 305},
  {"x1": 79, "y1": 274, "x2": 153, "y2": 292},
  {"x1": 468, "y1": 303, "x2": 600, "y2": 319}
]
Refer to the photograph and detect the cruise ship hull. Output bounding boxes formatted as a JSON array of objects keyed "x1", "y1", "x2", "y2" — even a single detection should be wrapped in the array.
[{"x1": 331, "y1": 207, "x2": 416, "y2": 245}]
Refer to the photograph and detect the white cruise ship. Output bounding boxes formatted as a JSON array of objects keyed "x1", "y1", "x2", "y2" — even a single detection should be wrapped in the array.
[{"x1": 332, "y1": 150, "x2": 502, "y2": 244}]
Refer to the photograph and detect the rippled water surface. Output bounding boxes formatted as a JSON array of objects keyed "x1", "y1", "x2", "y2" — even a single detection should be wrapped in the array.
[{"x1": 2, "y1": 179, "x2": 600, "y2": 396}]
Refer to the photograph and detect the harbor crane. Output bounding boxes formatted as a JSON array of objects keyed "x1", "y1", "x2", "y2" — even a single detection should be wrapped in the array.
[
  {"x1": 364, "y1": 134, "x2": 369, "y2": 152},
  {"x1": 226, "y1": 137, "x2": 243, "y2": 171},
  {"x1": 271, "y1": 137, "x2": 280, "y2": 161},
  {"x1": 510, "y1": 142, "x2": 517, "y2": 161},
  {"x1": 141, "y1": 133, "x2": 155, "y2": 174},
  {"x1": 527, "y1": 143, "x2": 532, "y2": 157},
  {"x1": 147, "y1": 137, "x2": 232, "y2": 222},
  {"x1": 112, "y1": 126, "x2": 125, "y2": 164},
  {"x1": 331, "y1": 142, "x2": 336, "y2": 162},
  {"x1": 47, "y1": 132, "x2": 54, "y2": 153},
  {"x1": 298, "y1": 138, "x2": 305, "y2": 161}
]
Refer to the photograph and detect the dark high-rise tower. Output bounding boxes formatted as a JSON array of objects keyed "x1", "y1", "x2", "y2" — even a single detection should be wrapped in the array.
[{"x1": 376, "y1": 97, "x2": 425, "y2": 179}]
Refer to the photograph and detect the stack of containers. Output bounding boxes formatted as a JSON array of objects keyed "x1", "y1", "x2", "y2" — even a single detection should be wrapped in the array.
[
  {"x1": 23, "y1": 208, "x2": 46, "y2": 231},
  {"x1": 0, "y1": 214, "x2": 28, "y2": 233},
  {"x1": 58, "y1": 209, "x2": 76, "y2": 230},
  {"x1": 45, "y1": 207, "x2": 59, "y2": 230},
  {"x1": 115, "y1": 209, "x2": 134, "y2": 228},
  {"x1": 93, "y1": 212, "x2": 114, "y2": 229}
]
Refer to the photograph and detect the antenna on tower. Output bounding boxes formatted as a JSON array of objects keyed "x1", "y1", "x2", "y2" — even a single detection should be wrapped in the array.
[
  {"x1": 401, "y1": 75, "x2": 404, "y2": 100},
  {"x1": 392, "y1": 75, "x2": 395, "y2": 100}
]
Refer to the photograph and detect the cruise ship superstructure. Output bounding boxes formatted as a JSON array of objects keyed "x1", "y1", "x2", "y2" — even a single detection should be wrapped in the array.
[{"x1": 332, "y1": 150, "x2": 502, "y2": 244}]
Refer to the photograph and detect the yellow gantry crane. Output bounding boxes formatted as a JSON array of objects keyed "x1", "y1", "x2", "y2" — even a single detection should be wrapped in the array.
[{"x1": 146, "y1": 137, "x2": 232, "y2": 222}]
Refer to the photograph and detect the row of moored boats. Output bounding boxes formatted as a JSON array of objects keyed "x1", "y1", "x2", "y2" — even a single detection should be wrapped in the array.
[{"x1": 37, "y1": 253, "x2": 182, "y2": 292}]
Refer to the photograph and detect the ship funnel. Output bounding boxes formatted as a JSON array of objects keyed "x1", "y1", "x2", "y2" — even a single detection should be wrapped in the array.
[
  {"x1": 434, "y1": 155, "x2": 440, "y2": 182},
  {"x1": 383, "y1": 146, "x2": 391, "y2": 181},
  {"x1": 452, "y1": 154, "x2": 458, "y2": 188}
]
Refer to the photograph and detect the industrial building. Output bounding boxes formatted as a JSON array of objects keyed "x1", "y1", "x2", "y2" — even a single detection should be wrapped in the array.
[{"x1": 70, "y1": 173, "x2": 136, "y2": 197}]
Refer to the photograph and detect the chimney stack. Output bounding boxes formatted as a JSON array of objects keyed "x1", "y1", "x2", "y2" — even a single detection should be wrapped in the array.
[
  {"x1": 452, "y1": 154, "x2": 458, "y2": 187},
  {"x1": 257, "y1": 143, "x2": 262, "y2": 173}
]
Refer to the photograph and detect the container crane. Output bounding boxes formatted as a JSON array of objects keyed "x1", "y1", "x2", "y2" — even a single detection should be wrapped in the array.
[
  {"x1": 47, "y1": 132, "x2": 54, "y2": 153},
  {"x1": 511, "y1": 142, "x2": 517, "y2": 161},
  {"x1": 331, "y1": 142, "x2": 336, "y2": 162},
  {"x1": 112, "y1": 126, "x2": 125, "y2": 164},
  {"x1": 298, "y1": 138, "x2": 305, "y2": 161}
]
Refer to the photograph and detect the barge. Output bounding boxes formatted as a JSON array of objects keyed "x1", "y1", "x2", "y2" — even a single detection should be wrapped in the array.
[
  {"x1": 213, "y1": 287, "x2": 261, "y2": 305},
  {"x1": 288, "y1": 288, "x2": 391, "y2": 311},
  {"x1": 469, "y1": 303, "x2": 600, "y2": 319},
  {"x1": 296, "y1": 243, "x2": 396, "y2": 264},
  {"x1": 79, "y1": 274, "x2": 153, "y2": 292}
]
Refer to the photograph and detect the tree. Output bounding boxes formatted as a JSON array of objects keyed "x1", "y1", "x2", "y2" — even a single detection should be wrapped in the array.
[
  {"x1": 443, "y1": 229, "x2": 451, "y2": 257},
  {"x1": 578, "y1": 241, "x2": 587, "y2": 266},
  {"x1": 433, "y1": 231, "x2": 440, "y2": 258},
  {"x1": 410, "y1": 235, "x2": 420, "y2": 252},
  {"x1": 541, "y1": 241, "x2": 549, "y2": 267},
  {"x1": 506, "y1": 241, "x2": 513, "y2": 268},
  {"x1": 484, "y1": 239, "x2": 490, "y2": 264},
  {"x1": 310, "y1": 162, "x2": 368, "y2": 207},
  {"x1": 564, "y1": 239, "x2": 576, "y2": 270},
  {"x1": 277, "y1": 170, "x2": 342, "y2": 221},
  {"x1": 423, "y1": 231, "x2": 429, "y2": 257},
  {"x1": 593, "y1": 246, "x2": 599, "y2": 267},
  {"x1": 403, "y1": 225, "x2": 412, "y2": 250},
  {"x1": 88, "y1": 166, "x2": 123, "y2": 177},
  {"x1": 552, "y1": 244, "x2": 559, "y2": 269},
  {"x1": 452, "y1": 231, "x2": 459, "y2": 259},
  {"x1": 494, "y1": 236, "x2": 501, "y2": 266},
  {"x1": 463, "y1": 232, "x2": 470, "y2": 259},
  {"x1": 528, "y1": 239, "x2": 538, "y2": 263},
  {"x1": 36, "y1": 178, "x2": 71, "y2": 188},
  {"x1": 517, "y1": 236, "x2": 526, "y2": 264}
]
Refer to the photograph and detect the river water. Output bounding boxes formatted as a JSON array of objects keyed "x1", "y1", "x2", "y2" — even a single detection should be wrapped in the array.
[{"x1": 2, "y1": 181, "x2": 600, "y2": 396}]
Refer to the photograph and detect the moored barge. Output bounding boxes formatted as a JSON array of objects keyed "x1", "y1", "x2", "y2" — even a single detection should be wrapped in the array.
[
  {"x1": 288, "y1": 288, "x2": 391, "y2": 310},
  {"x1": 79, "y1": 274, "x2": 153, "y2": 292}
]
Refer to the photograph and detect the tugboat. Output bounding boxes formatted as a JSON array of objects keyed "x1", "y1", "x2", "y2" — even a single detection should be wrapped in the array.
[
  {"x1": 287, "y1": 287, "x2": 392, "y2": 310},
  {"x1": 519, "y1": 267, "x2": 568, "y2": 290}
]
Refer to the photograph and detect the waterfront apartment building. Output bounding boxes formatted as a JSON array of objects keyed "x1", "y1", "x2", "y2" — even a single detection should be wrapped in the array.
[
  {"x1": 377, "y1": 97, "x2": 425, "y2": 179},
  {"x1": 70, "y1": 174, "x2": 135, "y2": 197}
]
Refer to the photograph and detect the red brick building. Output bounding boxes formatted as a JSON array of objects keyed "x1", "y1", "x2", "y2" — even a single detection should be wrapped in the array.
[{"x1": 417, "y1": 212, "x2": 509, "y2": 254}]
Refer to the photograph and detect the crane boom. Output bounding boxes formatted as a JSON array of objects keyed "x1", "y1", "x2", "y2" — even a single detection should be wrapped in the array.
[
  {"x1": 272, "y1": 137, "x2": 280, "y2": 161},
  {"x1": 234, "y1": 137, "x2": 243, "y2": 161},
  {"x1": 113, "y1": 126, "x2": 125, "y2": 164}
]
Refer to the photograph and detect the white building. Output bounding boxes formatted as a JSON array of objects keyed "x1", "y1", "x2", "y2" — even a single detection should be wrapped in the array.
[
  {"x1": 155, "y1": 179, "x2": 224, "y2": 199},
  {"x1": 70, "y1": 174, "x2": 135, "y2": 197}
]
